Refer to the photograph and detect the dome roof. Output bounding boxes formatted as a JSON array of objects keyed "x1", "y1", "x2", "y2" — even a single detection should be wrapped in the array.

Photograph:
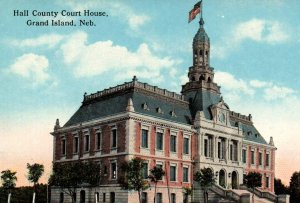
[
  {"x1": 193, "y1": 27, "x2": 210, "y2": 44},
  {"x1": 193, "y1": 17, "x2": 210, "y2": 44}
]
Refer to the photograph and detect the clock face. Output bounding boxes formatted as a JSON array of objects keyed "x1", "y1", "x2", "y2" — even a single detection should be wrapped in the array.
[{"x1": 218, "y1": 112, "x2": 226, "y2": 123}]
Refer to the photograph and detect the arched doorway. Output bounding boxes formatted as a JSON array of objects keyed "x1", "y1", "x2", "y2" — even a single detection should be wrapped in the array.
[
  {"x1": 219, "y1": 169, "x2": 226, "y2": 188},
  {"x1": 80, "y1": 190, "x2": 85, "y2": 203},
  {"x1": 59, "y1": 192, "x2": 64, "y2": 203},
  {"x1": 232, "y1": 171, "x2": 238, "y2": 189}
]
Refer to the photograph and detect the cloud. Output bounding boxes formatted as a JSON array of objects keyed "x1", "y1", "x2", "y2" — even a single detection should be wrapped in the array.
[
  {"x1": 249, "y1": 79, "x2": 271, "y2": 88},
  {"x1": 59, "y1": 31, "x2": 180, "y2": 81},
  {"x1": 11, "y1": 34, "x2": 64, "y2": 48},
  {"x1": 215, "y1": 71, "x2": 255, "y2": 96},
  {"x1": 9, "y1": 53, "x2": 49, "y2": 84},
  {"x1": 212, "y1": 19, "x2": 289, "y2": 59},
  {"x1": 63, "y1": 1, "x2": 150, "y2": 30},
  {"x1": 264, "y1": 85, "x2": 295, "y2": 101}
]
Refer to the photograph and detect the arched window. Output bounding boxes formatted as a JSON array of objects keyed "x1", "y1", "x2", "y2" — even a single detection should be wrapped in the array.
[
  {"x1": 199, "y1": 75, "x2": 205, "y2": 81},
  {"x1": 207, "y1": 77, "x2": 211, "y2": 83}
]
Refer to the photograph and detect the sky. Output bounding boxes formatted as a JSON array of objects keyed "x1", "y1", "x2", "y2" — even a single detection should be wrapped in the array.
[{"x1": 0, "y1": 0, "x2": 299, "y2": 186}]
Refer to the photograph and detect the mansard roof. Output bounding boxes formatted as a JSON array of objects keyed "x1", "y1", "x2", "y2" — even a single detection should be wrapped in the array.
[
  {"x1": 64, "y1": 78, "x2": 192, "y2": 127},
  {"x1": 229, "y1": 112, "x2": 268, "y2": 145}
]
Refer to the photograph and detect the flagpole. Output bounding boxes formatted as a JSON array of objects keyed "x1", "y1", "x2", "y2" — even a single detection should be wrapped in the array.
[{"x1": 200, "y1": 0, "x2": 203, "y2": 21}]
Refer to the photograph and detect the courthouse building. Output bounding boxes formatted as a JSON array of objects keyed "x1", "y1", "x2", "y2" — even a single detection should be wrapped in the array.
[{"x1": 51, "y1": 15, "x2": 276, "y2": 203}]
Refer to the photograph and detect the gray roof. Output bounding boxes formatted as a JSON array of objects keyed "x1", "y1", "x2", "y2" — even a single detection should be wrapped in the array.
[
  {"x1": 193, "y1": 27, "x2": 210, "y2": 44},
  {"x1": 64, "y1": 90, "x2": 192, "y2": 127},
  {"x1": 229, "y1": 120, "x2": 268, "y2": 145},
  {"x1": 184, "y1": 89, "x2": 221, "y2": 119}
]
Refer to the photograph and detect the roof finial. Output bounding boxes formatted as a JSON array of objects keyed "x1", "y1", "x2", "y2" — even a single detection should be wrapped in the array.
[{"x1": 199, "y1": 0, "x2": 204, "y2": 28}]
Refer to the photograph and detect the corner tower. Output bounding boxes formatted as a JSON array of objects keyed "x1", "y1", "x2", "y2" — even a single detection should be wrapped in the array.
[{"x1": 182, "y1": 16, "x2": 221, "y2": 119}]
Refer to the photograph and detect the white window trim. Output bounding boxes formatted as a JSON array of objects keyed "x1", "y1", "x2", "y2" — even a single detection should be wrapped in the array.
[
  {"x1": 156, "y1": 129, "x2": 164, "y2": 151},
  {"x1": 251, "y1": 150, "x2": 255, "y2": 166},
  {"x1": 111, "y1": 126, "x2": 117, "y2": 150},
  {"x1": 183, "y1": 135, "x2": 190, "y2": 155},
  {"x1": 61, "y1": 136, "x2": 66, "y2": 156},
  {"x1": 266, "y1": 151, "x2": 271, "y2": 168},
  {"x1": 170, "y1": 132, "x2": 178, "y2": 153},
  {"x1": 95, "y1": 128, "x2": 102, "y2": 151},
  {"x1": 110, "y1": 160, "x2": 117, "y2": 180},
  {"x1": 83, "y1": 131, "x2": 90, "y2": 152},
  {"x1": 170, "y1": 163, "x2": 177, "y2": 182},
  {"x1": 141, "y1": 126, "x2": 150, "y2": 149},
  {"x1": 183, "y1": 165, "x2": 189, "y2": 183},
  {"x1": 73, "y1": 133, "x2": 79, "y2": 154}
]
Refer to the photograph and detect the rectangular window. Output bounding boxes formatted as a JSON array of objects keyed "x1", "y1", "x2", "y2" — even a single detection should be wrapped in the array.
[
  {"x1": 142, "y1": 163, "x2": 148, "y2": 179},
  {"x1": 170, "y1": 165, "x2": 176, "y2": 181},
  {"x1": 170, "y1": 135, "x2": 177, "y2": 152},
  {"x1": 141, "y1": 192, "x2": 147, "y2": 203},
  {"x1": 85, "y1": 134, "x2": 90, "y2": 151},
  {"x1": 74, "y1": 137, "x2": 79, "y2": 153},
  {"x1": 156, "y1": 193, "x2": 162, "y2": 203},
  {"x1": 266, "y1": 176, "x2": 270, "y2": 188},
  {"x1": 61, "y1": 139, "x2": 66, "y2": 155},
  {"x1": 183, "y1": 137, "x2": 189, "y2": 154},
  {"x1": 259, "y1": 152, "x2": 262, "y2": 166},
  {"x1": 111, "y1": 162, "x2": 117, "y2": 179},
  {"x1": 221, "y1": 139, "x2": 226, "y2": 159},
  {"x1": 242, "y1": 149, "x2": 247, "y2": 163},
  {"x1": 218, "y1": 142, "x2": 221, "y2": 159},
  {"x1": 96, "y1": 132, "x2": 101, "y2": 150},
  {"x1": 204, "y1": 139, "x2": 208, "y2": 157},
  {"x1": 111, "y1": 129, "x2": 117, "y2": 148},
  {"x1": 156, "y1": 132, "x2": 163, "y2": 150},
  {"x1": 103, "y1": 193, "x2": 106, "y2": 202},
  {"x1": 183, "y1": 167, "x2": 189, "y2": 182},
  {"x1": 156, "y1": 163, "x2": 163, "y2": 180},
  {"x1": 251, "y1": 151, "x2": 255, "y2": 165},
  {"x1": 141, "y1": 129, "x2": 148, "y2": 148},
  {"x1": 230, "y1": 145, "x2": 233, "y2": 160},
  {"x1": 266, "y1": 154, "x2": 270, "y2": 167},
  {"x1": 171, "y1": 193, "x2": 176, "y2": 203}
]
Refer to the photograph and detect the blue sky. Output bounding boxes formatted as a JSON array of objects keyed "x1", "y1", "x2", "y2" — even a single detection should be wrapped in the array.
[{"x1": 0, "y1": 0, "x2": 299, "y2": 186}]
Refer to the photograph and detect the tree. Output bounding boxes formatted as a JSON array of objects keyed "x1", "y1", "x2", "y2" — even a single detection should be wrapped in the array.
[
  {"x1": 27, "y1": 163, "x2": 44, "y2": 203},
  {"x1": 274, "y1": 178, "x2": 289, "y2": 195},
  {"x1": 118, "y1": 157, "x2": 149, "y2": 203},
  {"x1": 1, "y1": 170, "x2": 17, "y2": 203},
  {"x1": 193, "y1": 168, "x2": 215, "y2": 203},
  {"x1": 244, "y1": 172, "x2": 262, "y2": 203},
  {"x1": 48, "y1": 161, "x2": 100, "y2": 203},
  {"x1": 182, "y1": 186, "x2": 192, "y2": 203},
  {"x1": 148, "y1": 166, "x2": 165, "y2": 203},
  {"x1": 289, "y1": 171, "x2": 300, "y2": 203}
]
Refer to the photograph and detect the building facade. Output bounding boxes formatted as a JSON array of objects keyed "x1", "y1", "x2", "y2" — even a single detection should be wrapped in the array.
[{"x1": 51, "y1": 16, "x2": 276, "y2": 203}]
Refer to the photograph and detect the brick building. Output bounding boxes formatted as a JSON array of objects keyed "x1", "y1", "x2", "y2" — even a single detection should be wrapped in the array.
[{"x1": 51, "y1": 15, "x2": 276, "y2": 203}]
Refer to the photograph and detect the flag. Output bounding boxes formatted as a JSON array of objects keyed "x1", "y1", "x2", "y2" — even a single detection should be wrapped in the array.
[{"x1": 188, "y1": 1, "x2": 202, "y2": 23}]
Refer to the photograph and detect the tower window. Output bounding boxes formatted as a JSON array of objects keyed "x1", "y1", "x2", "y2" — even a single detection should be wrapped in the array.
[{"x1": 200, "y1": 50, "x2": 203, "y2": 55}]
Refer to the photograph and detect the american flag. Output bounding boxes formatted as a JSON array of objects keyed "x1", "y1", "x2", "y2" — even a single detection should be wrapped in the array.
[{"x1": 188, "y1": 1, "x2": 202, "y2": 23}]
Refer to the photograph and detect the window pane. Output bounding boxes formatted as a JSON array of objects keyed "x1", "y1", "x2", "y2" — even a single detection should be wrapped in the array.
[
  {"x1": 97, "y1": 132, "x2": 101, "y2": 150},
  {"x1": 251, "y1": 151, "x2": 255, "y2": 164},
  {"x1": 170, "y1": 166, "x2": 176, "y2": 181},
  {"x1": 85, "y1": 135, "x2": 90, "y2": 151},
  {"x1": 242, "y1": 149, "x2": 246, "y2": 163},
  {"x1": 171, "y1": 193, "x2": 176, "y2": 203},
  {"x1": 183, "y1": 138, "x2": 189, "y2": 154},
  {"x1": 112, "y1": 129, "x2": 117, "y2": 148},
  {"x1": 156, "y1": 132, "x2": 163, "y2": 150},
  {"x1": 141, "y1": 192, "x2": 147, "y2": 203},
  {"x1": 170, "y1": 135, "x2": 176, "y2": 152},
  {"x1": 111, "y1": 162, "x2": 117, "y2": 179},
  {"x1": 74, "y1": 137, "x2": 79, "y2": 153},
  {"x1": 142, "y1": 129, "x2": 148, "y2": 148},
  {"x1": 156, "y1": 193, "x2": 162, "y2": 203},
  {"x1": 183, "y1": 167, "x2": 188, "y2": 182},
  {"x1": 142, "y1": 163, "x2": 148, "y2": 179}
]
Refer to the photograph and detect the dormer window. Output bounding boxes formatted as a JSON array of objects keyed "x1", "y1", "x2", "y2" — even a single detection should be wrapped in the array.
[
  {"x1": 156, "y1": 107, "x2": 163, "y2": 114},
  {"x1": 248, "y1": 131, "x2": 252, "y2": 136},
  {"x1": 170, "y1": 110, "x2": 176, "y2": 117},
  {"x1": 142, "y1": 103, "x2": 149, "y2": 110}
]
